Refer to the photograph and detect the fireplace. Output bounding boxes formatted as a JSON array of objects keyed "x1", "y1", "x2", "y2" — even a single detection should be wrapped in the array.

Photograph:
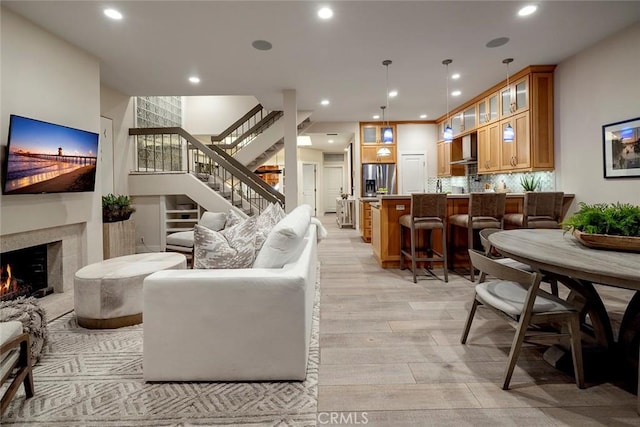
[{"x1": 1, "y1": 244, "x2": 56, "y2": 301}]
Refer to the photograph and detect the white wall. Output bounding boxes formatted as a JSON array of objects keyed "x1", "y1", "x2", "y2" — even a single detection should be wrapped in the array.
[
  {"x1": 1, "y1": 8, "x2": 103, "y2": 263},
  {"x1": 555, "y1": 22, "x2": 640, "y2": 207},
  {"x1": 183, "y1": 96, "x2": 260, "y2": 135},
  {"x1": 397, "y1": 124, "x2": 437, "y2": 192},
  {"x1": 100, "y1": 85, "x2": 135, "y2": 195}
]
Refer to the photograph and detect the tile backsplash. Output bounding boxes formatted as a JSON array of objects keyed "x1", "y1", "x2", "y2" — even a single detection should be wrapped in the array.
[{"x1": 426, "y1": 170, "x2": 555, "y2": 194}]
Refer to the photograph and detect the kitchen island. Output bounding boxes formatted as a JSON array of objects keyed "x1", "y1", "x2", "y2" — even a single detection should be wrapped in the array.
[{"x1": 369, "y1": 193, "x2": 575, "y2": 269}]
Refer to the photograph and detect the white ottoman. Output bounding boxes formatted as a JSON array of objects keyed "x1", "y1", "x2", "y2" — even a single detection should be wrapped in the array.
[{"x1": 74, "y1": 252, "x2": 186, "y2": 329}]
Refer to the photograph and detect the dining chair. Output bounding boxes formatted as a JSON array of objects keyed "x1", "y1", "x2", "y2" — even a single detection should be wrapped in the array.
[
  {"x1": 399, "y1": 193, "x2": 448, "y2": 283},
  {"x1": 449, "y1": 192, "x2": 506, "y2": 282},
  {"x1": 1, "y1": 321, "x2": 35, "y2": 414},
  {"x1": 461, "y1": 249, "x2": 584, "y2": 390},
  {"x1": 504, "y1": 191, "x2": 564, "y2": 229},
  {"x1": 479, "y1": 228, "x2": 558, "y2": 296}
]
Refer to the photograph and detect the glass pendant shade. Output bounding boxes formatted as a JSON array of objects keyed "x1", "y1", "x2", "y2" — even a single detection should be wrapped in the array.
[
  {"x1": 443, "y1": 125, "x2": 453, "y2": 143},
  {"x1": 376, "y1": 147, "x2": 392, "y2": 156},
  {"x1": 503, "y1": 124, "x2": 515, "y2": 142}
]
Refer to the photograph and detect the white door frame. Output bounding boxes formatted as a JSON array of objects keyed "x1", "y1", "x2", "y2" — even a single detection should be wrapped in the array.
[
  {"x1": 323, "y1": 165, "x2": 344, "y2": 213},
  {"x1": 301, "y1": 162, "x2": 318, "y2": 216}
]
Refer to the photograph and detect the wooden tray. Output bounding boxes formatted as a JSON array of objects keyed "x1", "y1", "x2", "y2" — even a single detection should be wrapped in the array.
[{"x1": 573, "y1": 229, "x2": 640, "y2": 253}]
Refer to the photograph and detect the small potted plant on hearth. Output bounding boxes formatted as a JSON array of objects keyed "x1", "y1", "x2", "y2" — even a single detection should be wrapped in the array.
[
  {"x1": 102, "y1": 194, "x2": 136, "y2": 223},
  {"x1": 102, "y1": 194, "x2": 137, "y2": 258}
]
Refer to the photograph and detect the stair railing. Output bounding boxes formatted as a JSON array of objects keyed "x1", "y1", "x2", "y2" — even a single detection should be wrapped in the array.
[
  {"x1": 210, "y1": 105, "x2": 284, "y2": 157},
  {"x1": 129, "y1": 127, "x2": 284, "y2": 214}
]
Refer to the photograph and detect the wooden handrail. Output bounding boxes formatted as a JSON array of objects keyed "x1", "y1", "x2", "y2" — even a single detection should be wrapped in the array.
[
  {"x1": 210, "y1": 104, "x2": 263, "y2": 142},
  {"x1": 216, "y1": 110, "x2": 283, "y2": 149}
]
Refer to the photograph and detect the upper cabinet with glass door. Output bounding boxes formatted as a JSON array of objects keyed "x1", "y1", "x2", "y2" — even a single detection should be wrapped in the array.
[
  {"x1": 501, "y1": 75, "x2": 529, "y2": 118},
  {"x1": 461, "y1": 105, "x2": 476, "y2": 133},
  {"x1": 477, "y1": 90, "x2": 500, "y2": 125},
  {"x1": 360, "y1": 124, "x2": 395, "y2": 144}
]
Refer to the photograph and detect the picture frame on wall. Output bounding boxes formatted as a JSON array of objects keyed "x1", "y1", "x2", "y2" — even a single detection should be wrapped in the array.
[{"x1": 602, "y1": 117, "x2": 640, "y2": 179}]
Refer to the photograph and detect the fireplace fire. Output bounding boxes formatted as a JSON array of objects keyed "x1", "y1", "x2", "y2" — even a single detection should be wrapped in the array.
[{"x1": 0, "y1": 244, "x2": 51, "y2": 301}]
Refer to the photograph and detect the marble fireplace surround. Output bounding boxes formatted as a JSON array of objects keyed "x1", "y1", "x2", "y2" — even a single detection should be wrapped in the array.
[{"x1": 1, "y1": 223, "x2": 85, "y2": 294}]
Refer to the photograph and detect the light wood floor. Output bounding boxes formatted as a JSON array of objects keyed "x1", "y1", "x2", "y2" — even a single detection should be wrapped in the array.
[{"x1": 317, "y1": 214, "x2": 639, "y2": 426}]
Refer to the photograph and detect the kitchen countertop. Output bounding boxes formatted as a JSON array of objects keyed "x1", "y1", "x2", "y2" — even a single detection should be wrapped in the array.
[{"x1": 363, "y1": 193, "x2": 574, "y2": 201}]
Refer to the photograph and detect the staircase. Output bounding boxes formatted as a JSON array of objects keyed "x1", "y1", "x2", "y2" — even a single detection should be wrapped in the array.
[{"x1": 129, "y1": 127, "x2": 284, "y2": 216}]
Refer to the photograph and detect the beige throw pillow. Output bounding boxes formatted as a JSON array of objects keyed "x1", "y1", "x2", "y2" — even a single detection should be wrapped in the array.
[
  {"x1": 255, "y1": 203, "x2": 286, "y2": 253},
  {"x1": 194, "y1": 216, "x2": 257, "y2": 269}
]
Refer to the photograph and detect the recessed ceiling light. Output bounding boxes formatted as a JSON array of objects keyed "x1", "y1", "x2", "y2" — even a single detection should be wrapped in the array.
[
  {"x1": 320, "y1": 99, "x2": 330, "y2": 106},
  {"x1": 252, "y1": 40, "x2": 273, "y2": 51},
  {"x1": 419, "y1": 114, "x2": 427, "y2": 119},
  {"x1": 451, "y1": 73, "x2": 460, "y2": 80},
  {"x1": 486, "y1": 37, "x2": 510, "y2": 48},
  {"x1": 104, "y1": 8, "x2": 123, "y2": 20},
  {"x1": 328, "y1": 139, "x2": 334, "y2": 143},
  {"x1": 189, "y1": 76, "x2": 200, "y2": 84},
  {"x1": 318, "y1": 7, "x2": 334, "y2": 19},
  {"x1": 388, "y1": 90, "x2": 398, "y2": 98},
  {"x1": 518, "y1": 5, "x2": 538, "y2": 17},
  {"x1": 373, "y1": 114, "x2": 380, "y2": 119},
  {"x1": 451, "y1": 90, "x2": 461, "y2": 97}
]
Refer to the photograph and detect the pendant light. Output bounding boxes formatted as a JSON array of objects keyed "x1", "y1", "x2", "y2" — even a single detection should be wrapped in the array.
[
  {"x1": 377, "y1": 106, "x2": 391, "y2": 156},
  {"x1": 442, "y1": 59, "x2": 453, "y2": 143},
  {"x1": 377, "y1": 60, "x2": 393, "y2": 156},
  {"x1": 502, "y1": 58, "x2": 515, "y2": 143}
]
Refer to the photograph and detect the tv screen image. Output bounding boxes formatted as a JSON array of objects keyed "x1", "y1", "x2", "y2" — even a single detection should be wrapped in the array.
[{"x1": 3, "y1": 115, "x2": 99, "y2": 194}]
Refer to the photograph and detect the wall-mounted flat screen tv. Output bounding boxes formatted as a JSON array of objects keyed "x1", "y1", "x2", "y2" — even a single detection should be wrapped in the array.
[{"x1": 3, "y1": 115, "x2": 99, "y2": 195}]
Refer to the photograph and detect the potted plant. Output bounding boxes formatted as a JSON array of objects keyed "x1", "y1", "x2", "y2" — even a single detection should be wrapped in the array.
[
  {"x1": 520, "y1": 175, "x2": 541, "y2": 192},
  {"x1": 102, "y1": 194, "x2": 137, "y2": 259},
  {"x1": 562, "y1": 202, "x2": 640, "y2": 252},
  {"x1": 102, "y1": 194, "x2": 136, "y2": 223}
]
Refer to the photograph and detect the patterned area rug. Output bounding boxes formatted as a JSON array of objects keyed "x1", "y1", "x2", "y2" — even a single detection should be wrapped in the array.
[{"x1": 2, "y1": 275, "x2": 319, "y2": 426}]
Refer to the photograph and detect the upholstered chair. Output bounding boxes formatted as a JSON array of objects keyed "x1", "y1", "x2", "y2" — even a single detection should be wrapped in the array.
[
  {"x1": 399, "y1": 193, "x2": 448, "y2": 283},
  {"x1": 461, "y1": 249, "x2": 584, "y2": 390},
  {"x1": 1, "y1": 321, "x2": 34, "y2": 414}
]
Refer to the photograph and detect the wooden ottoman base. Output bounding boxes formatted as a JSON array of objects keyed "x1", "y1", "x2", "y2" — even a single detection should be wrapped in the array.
[{"x1": 77, "y1": 313, "x2": 142, "y2": 329}]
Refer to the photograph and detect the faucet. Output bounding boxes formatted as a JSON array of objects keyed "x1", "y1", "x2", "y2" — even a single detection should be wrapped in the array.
[{"x1": 435, "y1": 179, "x2": 442, "y2": 193}]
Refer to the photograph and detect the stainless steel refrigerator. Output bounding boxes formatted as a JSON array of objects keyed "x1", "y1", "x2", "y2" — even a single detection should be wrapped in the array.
[{"x1": 362, "y1": 164, "x2": 397, "y2": 196}]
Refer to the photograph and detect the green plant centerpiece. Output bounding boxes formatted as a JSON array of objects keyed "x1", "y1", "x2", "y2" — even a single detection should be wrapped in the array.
[
  {"x1": 102, "y1": 193, "x2": 136, "y2": 223},
  {"x1": 520, "y1": 174, "x2": 541, "y2": 192},
  {"x1": 562, "y1": 202, "x2": 640, "y2": 252}
]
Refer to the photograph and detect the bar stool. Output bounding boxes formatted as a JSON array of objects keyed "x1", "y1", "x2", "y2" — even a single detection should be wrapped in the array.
[
  {"x1": 504, "y1": 191, "x2": 564, "y2": 229},
  {"x1": 449, "y1": 192, "x2": 506, "y2": 282},
  {"x1": 399, "y1": 193, "x2": 448, "y2": 283}
]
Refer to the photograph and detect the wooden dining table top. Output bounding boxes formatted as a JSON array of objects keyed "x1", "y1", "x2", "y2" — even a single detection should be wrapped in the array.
[{"x1": 488, "y1": 229, "x2": 640, "y2": 290}]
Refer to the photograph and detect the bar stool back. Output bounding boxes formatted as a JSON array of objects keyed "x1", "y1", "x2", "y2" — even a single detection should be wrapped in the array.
[
  {"x1": 399, "y1": 193, "x2": 448, "y2": 283},
  {"x1": 449, "y1": 192, "x2": 506, "y2": 281},
  {"x1": 504, "y1": 191, "x2": 564, "y2": 229}
]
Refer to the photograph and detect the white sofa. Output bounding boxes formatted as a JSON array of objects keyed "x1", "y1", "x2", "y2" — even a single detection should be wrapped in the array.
[{"x1": 142, "y1": 215, "x2": 318, "y2": 382}]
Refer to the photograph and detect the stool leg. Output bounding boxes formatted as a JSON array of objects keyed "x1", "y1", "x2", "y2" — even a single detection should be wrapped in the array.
[
  {"x1": 468, "y1": 226, "x2": 475, "y2": 282},
  {"x1": 410, "y1": 225, "x2": 417, "y2": 283},
  {"x1": 400, "y1": 225, "x2": 405, "y2": 271},
  {"x1": 442, "y1": 226, "x2": 448, "y2": 283}
]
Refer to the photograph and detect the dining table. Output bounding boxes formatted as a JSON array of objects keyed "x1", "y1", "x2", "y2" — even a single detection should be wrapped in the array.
[{"x1": 488, "y1": 229, "x2": 640, "y2": 410}]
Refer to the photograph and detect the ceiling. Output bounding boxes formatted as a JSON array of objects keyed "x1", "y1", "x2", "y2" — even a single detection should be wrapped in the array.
[{"x1": 4, "y1": 1, "x2": 640, "y2": 153}]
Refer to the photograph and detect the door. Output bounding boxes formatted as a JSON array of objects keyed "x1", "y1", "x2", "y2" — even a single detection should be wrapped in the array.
[
  {"x1": 323, "y1": 166, "x2": 343, "y2": 213},
  {"x1": 99, "y1": 116, "x2": 114, "y2": 195},
  {"x1": 400, "y1": 154, "x2": 425, "y2": 194},
  {"x1": 302, "y1": 163, "x2": 317, "y2": 216}
]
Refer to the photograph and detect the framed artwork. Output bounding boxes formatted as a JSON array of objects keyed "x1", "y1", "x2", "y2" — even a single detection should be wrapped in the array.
[{"x1": 602, "y1": 117, "x2": 640, "y2": 179}]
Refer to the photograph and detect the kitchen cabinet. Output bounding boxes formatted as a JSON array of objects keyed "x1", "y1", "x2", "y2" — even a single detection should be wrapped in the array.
[
  {"x1": 477, "y1": 91, "x2": 500, "y2": 125},
  {"x1": 461, "y1": 105, "x2": 476, "y2": 133},
  {"x1": 451, "y1": 112, "x2": 463, "y2": 136},
  {"x1": 477, "y1": 122, "x2": 501, "y2": 173},
  {"x1": 359, "y1": 200, "x2": 373, "y2": 242},
  {"x1": 500, "y1": 111, "x2": 530, "y2": 170},
  {"x1": 360, "y1": 123, "x2": 396, "y2": 144},
  {"x1": 360, "y1": 123, "x2": 397, "y2": 164},
  {"x1": 437, "y1": 141, "x2": 465, "y2": 177},
  {"x1": 501, "y1": 75, "x2": 529, "y2": 118},
  {"x1": 362, "y1": 145, "x2": 396, "y2": 164}
]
